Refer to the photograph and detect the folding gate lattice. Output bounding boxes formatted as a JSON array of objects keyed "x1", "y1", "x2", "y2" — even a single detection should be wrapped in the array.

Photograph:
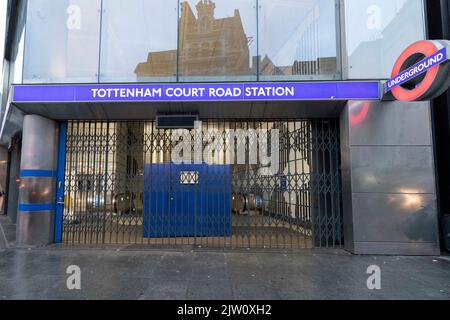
[{"x1": 61, "y1": 120, "x2": 343, "y2": 249}]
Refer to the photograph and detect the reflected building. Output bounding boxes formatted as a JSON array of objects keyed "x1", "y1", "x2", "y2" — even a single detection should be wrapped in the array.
[
  {"x1": 135, "y1": 0, "x2": 252, "y2": 79},
  {"x1": 135, "y1": 0, "x2": 336, "y2": 80},
  {"x1": 259, "y1": 55, "x2": 337, "y2": 77}
]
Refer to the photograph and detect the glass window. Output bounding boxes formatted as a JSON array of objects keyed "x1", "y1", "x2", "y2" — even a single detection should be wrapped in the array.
[
  {"x1": 100, "y1": 0, "x2": 178, "y2": 83},
  {"x1": 345, "y1": 0, "x2": 426, "y2": 79},
  {"x1": 259, "y1": 0, "x2": 339, "y2": 81},
  {"x1": 13, "y1": 29, "x2": 24, "y2": 84},
  {"x1": 7, "y1": 1, "x2": 26, "y2": 86},
  {"x1": 178, "y1": 0, "x2": 257, "y2": 82},
  {"x1": 23, "y1": 0, "x2": 101, "y2": 83}
]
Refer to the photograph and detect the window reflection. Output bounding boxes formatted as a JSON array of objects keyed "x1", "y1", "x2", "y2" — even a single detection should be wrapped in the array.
[
  {"x1": 136, "y1": 0, "x2": 257, "y2": 82},
  {"x1": 102, "y1": 0, "x2": 178, "y2": 83},
  {"x1": 179, "y1": 0, "x2": 256, "y2": 80},
  {"x1": 345, "y1": 0, "x2": 425, "y2": 79},
  {"x1": 23, "y1": 0, "x2": 101, "y2": 84},
  {"x1": 22, "y1": 0, "x2": 347, "y2": 84},
  {"x1": 258, "y1": 0, "x2": 338, "y2": 80}
]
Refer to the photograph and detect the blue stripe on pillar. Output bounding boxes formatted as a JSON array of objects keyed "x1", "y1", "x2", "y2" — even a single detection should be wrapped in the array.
[
  {"x1": 20, "y1": 170, "x2": 57, "y2": 178},
  {"x1": 18, "y1": 204, "x2": 56, "y2": 212}
]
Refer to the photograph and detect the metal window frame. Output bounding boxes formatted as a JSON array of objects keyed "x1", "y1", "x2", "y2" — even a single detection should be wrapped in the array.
[{"x1": 21, "y1": 0, "x2": 344, "y2": 84}]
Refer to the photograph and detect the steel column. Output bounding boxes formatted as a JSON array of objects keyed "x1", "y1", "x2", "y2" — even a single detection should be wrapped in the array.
[{"x1": 16, "y1": 115, "x2": 59, "y2": 246}]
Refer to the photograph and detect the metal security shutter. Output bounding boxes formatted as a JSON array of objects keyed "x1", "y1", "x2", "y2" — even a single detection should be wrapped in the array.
[{"x1": 62, "y1": 120, "x2": 343, "y2": 249}]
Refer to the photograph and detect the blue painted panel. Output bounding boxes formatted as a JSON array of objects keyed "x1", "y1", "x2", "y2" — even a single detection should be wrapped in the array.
[
  {"x1": 143, "y1": 163, "x2": 231, "y2": 238},
  {"x1": 54, "y1": 122, "x2": 67, "y2": 243}
]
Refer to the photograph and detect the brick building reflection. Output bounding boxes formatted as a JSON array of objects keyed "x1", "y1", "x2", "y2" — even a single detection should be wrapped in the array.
[{"x1": 135, "y1": 0, "x2": 336, "y2": 79}]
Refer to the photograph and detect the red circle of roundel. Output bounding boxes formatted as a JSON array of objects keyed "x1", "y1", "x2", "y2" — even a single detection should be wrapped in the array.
[
  {"x1": 391, "y1": 40, "x2": 440, "y2": 101},
  {"x1": 349, "y1": 102, "x2": 370, "y2": 125}
]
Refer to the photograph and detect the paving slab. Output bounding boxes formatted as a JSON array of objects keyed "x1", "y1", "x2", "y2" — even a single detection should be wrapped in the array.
[{"x1": 0, "y1": 248, "x2": 449, "y2": 300}]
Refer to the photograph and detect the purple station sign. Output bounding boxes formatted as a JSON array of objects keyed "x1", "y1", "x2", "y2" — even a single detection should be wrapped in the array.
[{"x1": 13, "y1": 81, "x2": 380, "y2": 103}]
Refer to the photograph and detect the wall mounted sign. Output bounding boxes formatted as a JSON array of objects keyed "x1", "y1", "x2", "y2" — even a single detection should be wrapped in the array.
[
  {"x1": 386, "y1": 40, "x2": 450, "y2": 101},
  {"x1": 13, "y1": 81, "x2": 380, "y2": 103}
]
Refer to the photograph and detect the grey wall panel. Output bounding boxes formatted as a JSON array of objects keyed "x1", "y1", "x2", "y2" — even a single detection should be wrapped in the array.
[
  {"x1": 340, "y1": 99, "x2": 440, "y2": 255},
  {"x1": 353, "y1": 242, "x2": 440, "y2": 256},
  {"x1": 347, "y1": 100, "x2": 432, "y2": 146},
  {"x1": 0, "y1": 105, "x2": 25, "y2": 147},
  {"x1": 352, "y1": 193, "x2": 438, "y2": 243},
  {"x1": 351, "y1": 146, "x2": 435, "y2": 194},
  {"x1": 340, "y1": 107, "x2": 354, "y2": 252}
]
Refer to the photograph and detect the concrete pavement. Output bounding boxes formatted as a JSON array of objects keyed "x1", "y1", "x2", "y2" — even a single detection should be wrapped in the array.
[{"x1": 0, "y1": 248, "x2": 449, "y2": 300}]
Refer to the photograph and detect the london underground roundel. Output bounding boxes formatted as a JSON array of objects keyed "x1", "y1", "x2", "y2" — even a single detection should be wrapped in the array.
[{"x1": 386, "y1": 40, "x2": 450, "y2": 101}]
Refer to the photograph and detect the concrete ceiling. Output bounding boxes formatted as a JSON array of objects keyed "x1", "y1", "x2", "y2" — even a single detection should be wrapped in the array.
[{"x1": 13, "y1": 100, "x2": 345, "y2": 120}]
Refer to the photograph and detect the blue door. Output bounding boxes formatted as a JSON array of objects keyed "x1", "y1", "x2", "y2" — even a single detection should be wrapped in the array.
[{"x1": 143, "y1": 163, "x2": 231, "y2": 238}]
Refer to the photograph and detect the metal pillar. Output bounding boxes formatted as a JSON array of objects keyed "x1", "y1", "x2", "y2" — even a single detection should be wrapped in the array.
[{"x1": 16, "y1": 115, "x2": 59, "y2": 246}]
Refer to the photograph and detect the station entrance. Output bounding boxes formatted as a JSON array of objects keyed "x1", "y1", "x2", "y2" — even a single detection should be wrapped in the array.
[{"x1": 61, "y1": 119, "x2": 342, "y2": 249}]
